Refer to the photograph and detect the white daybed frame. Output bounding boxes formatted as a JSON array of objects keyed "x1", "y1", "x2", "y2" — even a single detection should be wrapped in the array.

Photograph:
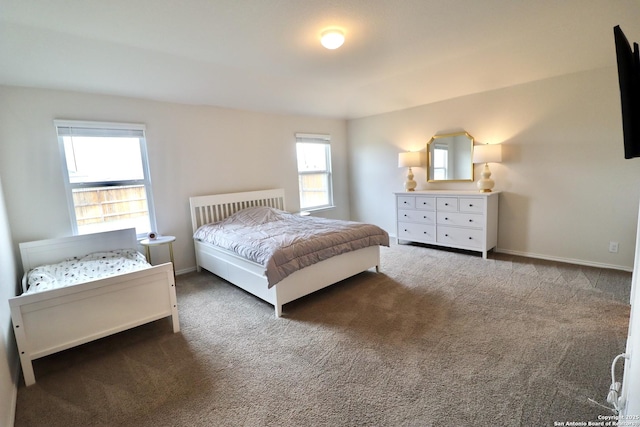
[
  {"x1": 189, "y1": 189, "x2": 382, "y2": 317},
  {"x1": 9, "y1": 228, "x2": 180, "y2": 386}
]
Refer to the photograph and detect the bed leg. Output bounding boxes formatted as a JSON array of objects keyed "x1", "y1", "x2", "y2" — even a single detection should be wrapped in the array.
[
  {"x1": 171, "y1": 313, "x2": 181, "y2": 333},
  {"x1": 12, "y1": 309, "x2": 36, "y2": 385},
  {"x1": 21, "y1": 358, "x2": 36, "y2": 387},
  {"x1": 376, "y1": 265, "x2": 380, "y2": 273},
  {"x1": 168, "y1": 276, "x2": 181, "y2": 332},
  {"x1": 275, "y1": 305, "x2": 282, "y2": 318}
]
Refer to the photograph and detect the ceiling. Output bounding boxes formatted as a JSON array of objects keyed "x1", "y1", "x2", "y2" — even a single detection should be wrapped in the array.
[{"x1": 1, "y1": 0, "x2": 639, "y2": 119}]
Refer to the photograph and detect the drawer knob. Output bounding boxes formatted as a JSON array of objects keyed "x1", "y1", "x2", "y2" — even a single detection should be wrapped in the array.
[
  {"x1": 468, "y1": 219, "x2": 473, "y2": 222},
  {"x1": 469, "y1": 204, "x2": 473, "y2": 207},
  {"x1": 423, "y1": 231, "x2": 427, "y2": 234},
  {"x1": 468, "y1": 237, "x2": 473, "y2": 240},
  {"x1": 445, "y1": 234, "x2": 449, "y2": 237},
  {"x1": 445, "y1": 217, "x2": 449, "y2": 220},
  {"x1": 404, "y1": 214, "x2": 408, "y2": 217},
  {"x1": 445, "y1": 203, "x2": 449, "y2": 206}
]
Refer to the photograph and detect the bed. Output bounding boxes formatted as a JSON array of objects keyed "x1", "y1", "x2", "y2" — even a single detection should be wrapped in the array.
[
  {"x1": 189, "y1": 189, "x2": 389, "y2": 317},
  {"x1": 9, "y1": 228, "x2": 180, "y2": 386}
]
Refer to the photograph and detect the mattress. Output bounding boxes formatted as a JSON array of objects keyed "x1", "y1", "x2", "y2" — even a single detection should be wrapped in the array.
[
  {"x1": 25, "y1": 249, "x2": 150, "y2": 294},
  {"x1": 193, "y1": 206, "x2": 389, "y2": 286}
]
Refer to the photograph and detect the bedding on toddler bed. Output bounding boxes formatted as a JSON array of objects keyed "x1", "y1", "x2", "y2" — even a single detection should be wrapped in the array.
[
  {"x1": 25, "y1": 249, "x2": 150, "y2": 294},
  {"x1": 193, "y1": 206, "x2": 389, "y2": 287}
]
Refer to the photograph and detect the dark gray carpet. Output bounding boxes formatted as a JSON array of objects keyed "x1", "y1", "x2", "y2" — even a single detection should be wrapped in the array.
[{"x1": 14, "y1": 243, "x2": 631, "y2": 426}]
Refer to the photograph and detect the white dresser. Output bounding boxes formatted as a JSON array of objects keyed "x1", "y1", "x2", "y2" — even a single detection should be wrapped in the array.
[{"x1": 395, "y1": 191, "x2": 499, "y2": 259}]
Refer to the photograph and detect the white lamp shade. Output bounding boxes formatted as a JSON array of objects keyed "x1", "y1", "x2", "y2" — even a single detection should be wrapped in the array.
[
  {"x1": 398, "y1": 151, "x2": 421, "y2": 168},
  {"x1": 473, "y1": 144, "x2": 502, "y2": 164}
]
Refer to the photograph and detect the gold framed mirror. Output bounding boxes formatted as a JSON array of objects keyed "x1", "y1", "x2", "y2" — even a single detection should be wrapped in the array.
[{"x1": 427, "y1": 131, "x2": 474, "y2": 182}]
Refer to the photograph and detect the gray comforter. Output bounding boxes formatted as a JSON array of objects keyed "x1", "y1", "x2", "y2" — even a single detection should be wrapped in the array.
[{"x1": 193, "y1": 206, "x2": 389, "y2": 287}]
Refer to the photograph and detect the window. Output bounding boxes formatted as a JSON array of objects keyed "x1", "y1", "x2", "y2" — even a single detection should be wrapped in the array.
[
  {"x1": 433, "y1": 143, "x2": 449, "y2": 180},
  {"x1": 55, "y1": 120, "x2": 156, "y2": 237},
  {"x1": 295, "y1": 133, "x2": 333, "y2": 211}
]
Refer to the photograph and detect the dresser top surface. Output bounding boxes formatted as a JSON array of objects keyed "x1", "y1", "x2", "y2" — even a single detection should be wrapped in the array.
[{"x1": 395, "y1": 190, "x2": 500, "y2": 197}]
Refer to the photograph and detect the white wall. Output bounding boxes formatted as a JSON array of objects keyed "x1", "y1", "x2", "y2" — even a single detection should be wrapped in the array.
[
  {"x1": 0, "y1": 177, "x2": 18, "y2": 426},
  {"x1": 4, "y1": 68, "x2": 635, "y2": 272},
  {"x1": 0, "y1": 85, "x2": 348, "y2": 274},
  {"x1": 348, "y1": 66, "x2": 640, "y2": 270}
]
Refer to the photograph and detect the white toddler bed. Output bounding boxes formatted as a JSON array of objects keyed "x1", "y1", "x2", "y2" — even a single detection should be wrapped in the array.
[
  {"x1": 9, "y1": 228, "x2": 180, "y2": 386},
  {"x1": 190, "y1": 189, "x2": 388, "y2": 317}
]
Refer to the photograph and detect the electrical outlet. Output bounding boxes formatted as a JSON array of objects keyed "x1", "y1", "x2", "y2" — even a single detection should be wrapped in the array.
[{"x1": 609, "y1": 241, "x2": 619, "y2": 253}]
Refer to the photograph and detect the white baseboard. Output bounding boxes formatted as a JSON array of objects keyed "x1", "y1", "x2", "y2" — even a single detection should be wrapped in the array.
[
  {"x1": 176, "y1": 266, "x2": 197, "y2": 276},
  {"x1": 6, "y1": 378, "x2": 16, "y2": 427},
  {"x1": 5, "y1": 344, "x2": 19, "y2": 427},
  {"x1": 494, "y1": 248, "x2": 633, "y2": 272},
  {"x1": 391, "y1": 235, "x2": 633, "y2": 272}
]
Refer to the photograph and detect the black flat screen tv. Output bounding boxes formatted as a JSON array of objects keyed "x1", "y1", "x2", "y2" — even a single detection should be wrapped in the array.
[{"x1": 614, "y1": 25, "x2": 640, "y2": 159}]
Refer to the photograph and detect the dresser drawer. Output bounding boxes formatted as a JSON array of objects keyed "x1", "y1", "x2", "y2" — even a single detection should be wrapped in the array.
[
  {"x1": 397, "y1": 196, "x2": 415, "y2": 209},
  {"x1": 398, "y1": 222, "x2": 435, "y2": 242},
  {"x1": 459, "y1": 198, "x2": 484, "y2": 213},
  {"x1": 436, "y1": 197, "x2": 458, "y2": 212},
  {"x1": 415, "y1": 196, "x2": 436, "y2": 210},
  {"x1": 436, "y1": 212, "x2": 483, "y2": 228},
  {"x1": 437, "y1": 226, "x2": 484, "y2": 249},
  {"x1": 398, "y1": 209, "x2": 435, "y2": 224}
]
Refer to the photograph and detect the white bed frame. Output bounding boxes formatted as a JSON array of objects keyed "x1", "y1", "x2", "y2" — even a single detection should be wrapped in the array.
[
  {"x1": 9, "y1": 228, "x2": 180, "y2": 386},
  {"x1": 189, "y1": 189, "x2": 382, "y2": 317}
]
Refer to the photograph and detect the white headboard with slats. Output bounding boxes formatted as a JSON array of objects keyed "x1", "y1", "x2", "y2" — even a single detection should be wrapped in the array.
[{"x1": 189, "y1": 189, "x2": 286, "y2": 232}]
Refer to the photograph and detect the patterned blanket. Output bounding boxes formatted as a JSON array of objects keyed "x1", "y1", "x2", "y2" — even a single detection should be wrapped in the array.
[{"x1": 25, "y1": 249, "x2": 150, "y2": 294}]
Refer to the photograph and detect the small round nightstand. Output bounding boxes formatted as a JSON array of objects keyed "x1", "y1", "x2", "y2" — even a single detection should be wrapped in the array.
[{"x1": 140, "y1": 235, "x2": 176, "y2": 275}]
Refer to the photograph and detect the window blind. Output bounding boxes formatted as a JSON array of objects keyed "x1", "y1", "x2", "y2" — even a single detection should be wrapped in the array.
[
  {"x1": 55, "y1": 120, "x2": 145, "y2": 138},
  {"x1": 295, "y1": 133, "x2": 331, "y2": 144}
]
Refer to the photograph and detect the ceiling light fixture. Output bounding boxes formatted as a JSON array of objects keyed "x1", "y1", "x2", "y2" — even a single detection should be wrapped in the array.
[{"x1": 321, "y1": 29, "x2": 345, "y2": 50}]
